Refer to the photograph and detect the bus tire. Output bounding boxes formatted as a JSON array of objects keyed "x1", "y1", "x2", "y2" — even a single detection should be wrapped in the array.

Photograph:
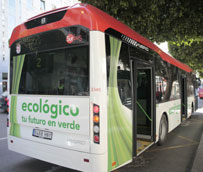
[{"x1": 158, "y1": 114, "x2": 168, "y2": 146}]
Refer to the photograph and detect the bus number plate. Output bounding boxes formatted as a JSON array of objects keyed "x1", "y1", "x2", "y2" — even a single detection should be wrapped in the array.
[{"x1": 32, "y1": 129, "x2": 52, "y2": 140}]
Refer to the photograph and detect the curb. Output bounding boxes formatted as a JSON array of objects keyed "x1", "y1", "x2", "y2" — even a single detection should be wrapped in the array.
[{"x1": 191, "y1": 128, "x2": 203, "y2": 172}]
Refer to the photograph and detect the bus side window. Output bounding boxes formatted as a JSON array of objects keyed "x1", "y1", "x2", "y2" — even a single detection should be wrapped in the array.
[
  {"x1": 105, "y1": 34, "x2": 132, "y2": 110},
  {"x1": 155, "y1": 57, "x2": 180, "y2": 102},
  {"x1": 117, "y1": 72, "x2": 132, "y2": 109},
  {"x1": 117, "y1": 42, "x2": 132, "y2": 110}
]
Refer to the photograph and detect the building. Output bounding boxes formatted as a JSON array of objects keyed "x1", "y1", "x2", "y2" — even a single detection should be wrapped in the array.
[{"x1": 0, "y1": 0, "x2": 79, "y2": 95}]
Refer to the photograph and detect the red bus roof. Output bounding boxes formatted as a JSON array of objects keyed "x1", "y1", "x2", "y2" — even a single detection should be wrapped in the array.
[{"x1": 9, "y1": 3, "x2": 192, "y2": 73}]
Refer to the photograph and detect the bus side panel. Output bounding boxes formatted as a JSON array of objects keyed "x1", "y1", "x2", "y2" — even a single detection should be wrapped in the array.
[
  {"x1": 107, "y1": 36, "x2": 132, "y2": 171},
  {"x1": 156, "y1": 99, "x2": 181, "y2": 137}
]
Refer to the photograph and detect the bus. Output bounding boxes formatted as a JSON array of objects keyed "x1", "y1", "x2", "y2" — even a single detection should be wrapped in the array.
[{"x1": 8, "y1": 3, "x2": 196, "y2": 172}]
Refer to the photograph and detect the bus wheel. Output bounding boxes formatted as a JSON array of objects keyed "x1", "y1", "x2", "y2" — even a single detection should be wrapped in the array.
[{"x1": 158, "y1": 114, "x2": 168, "y2": 146}]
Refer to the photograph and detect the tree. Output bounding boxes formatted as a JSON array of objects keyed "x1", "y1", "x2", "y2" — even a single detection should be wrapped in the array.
[
  {"x1": 168, "y1": 42, "x2": 203, "y2": 77},
  {"x1": 81, "y1": 0, "x2": 203, "y2": 76},
  {"x1": 81, "y1": 0, "x2": 203, "y2": 43}
]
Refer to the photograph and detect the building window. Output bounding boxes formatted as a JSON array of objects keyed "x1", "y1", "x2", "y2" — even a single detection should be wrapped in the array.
[
  {"x1": 40, "y1": 0, "x2": 45, "y2": 11},
  {"x1": 3, "y1": 81, "x2": 7, "y2": 92},
  {"x1": 9, "y1": 0, "x2": 16, "y2": 12},
  {"x1": 27, "y1": 0, "x2": 33, "y2": 10},
  {"x1": 8, "y1": 0, "x2": 16, "y2": 37},
  {"x1": 2, "y1": 73, "x2": 8, "y2": 80}
]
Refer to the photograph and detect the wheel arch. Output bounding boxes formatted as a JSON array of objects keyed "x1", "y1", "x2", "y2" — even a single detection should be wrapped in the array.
[{"x1": 161, "y1": 112, "x2": 169, "y2": 133}]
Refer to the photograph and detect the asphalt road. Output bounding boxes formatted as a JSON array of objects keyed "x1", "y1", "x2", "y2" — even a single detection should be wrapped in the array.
[
  {"x1": 119, "y1": 99, "x2": 203, "y2": 172},
  {"x1": 0, "y1": 98, "x2": 203, "y2": 172}
]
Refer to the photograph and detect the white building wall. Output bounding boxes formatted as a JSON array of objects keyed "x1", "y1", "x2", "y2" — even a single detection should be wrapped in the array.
[
  {"x1": 0, "y1": 0, "x2": 9, "y2": 94},
  {"x1": 0, "y1": 0, "x2": 79, "y2": 94}
]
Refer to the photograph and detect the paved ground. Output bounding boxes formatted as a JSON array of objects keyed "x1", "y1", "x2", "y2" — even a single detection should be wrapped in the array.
[
  {"x1": 119, "y1": 112, "x2": 203, "y2": 172},
  {"x1": 0, "y1": 98, "x2": 202, "y2": 172},
  {"x1": 119, "y1": 98, "x2": 203, "y2": 172},
  {"x1": 0, "y1": 110, "x2": 75, "y2": 172}
]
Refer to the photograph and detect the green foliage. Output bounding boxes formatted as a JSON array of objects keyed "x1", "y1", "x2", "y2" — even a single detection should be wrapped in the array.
[
  {"x1": 81, "y1": 0, "x2": 203, "y2": 74},
  {"x1": 81, "y1": 0, "x2": 203, "y2": 43},
  {"x1": 168, "y1": 42, "x2": 203, "y2": 77}
]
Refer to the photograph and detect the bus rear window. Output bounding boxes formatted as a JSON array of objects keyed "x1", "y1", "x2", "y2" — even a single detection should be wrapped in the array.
[
  {"x1": 10, "y1": 26, "x2": 89, "y2": 96},
  {"x1": 11, "y1": 46, "x2": 89, "y2": 96}
]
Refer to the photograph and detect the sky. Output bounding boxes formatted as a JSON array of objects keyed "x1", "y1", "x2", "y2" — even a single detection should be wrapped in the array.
[{"x1": 155, "y1": 42, "x2": 171, "y2": 55}]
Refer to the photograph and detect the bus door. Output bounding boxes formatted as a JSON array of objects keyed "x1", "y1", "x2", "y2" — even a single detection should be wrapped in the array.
[
  {"x1": 181, "y1": 76, "x2": 187, "y2": 121},
  {"x1": 132, "y1": 60, "x2": 155, "y2": 156}
]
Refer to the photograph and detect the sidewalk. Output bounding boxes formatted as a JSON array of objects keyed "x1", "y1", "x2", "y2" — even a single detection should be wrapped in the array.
[{"x1": 191, "y1": 108, "x2": 203, "y2": 172}]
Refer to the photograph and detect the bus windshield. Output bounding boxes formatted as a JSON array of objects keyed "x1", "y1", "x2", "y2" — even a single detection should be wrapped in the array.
[{"x1": 10, "y1": 26, "x2": 89, "y2": 96}]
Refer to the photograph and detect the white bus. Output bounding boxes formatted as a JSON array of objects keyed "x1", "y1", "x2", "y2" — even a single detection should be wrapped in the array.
[{"x1": 8, "y1": 3, "x2": 196, "y2": 172}]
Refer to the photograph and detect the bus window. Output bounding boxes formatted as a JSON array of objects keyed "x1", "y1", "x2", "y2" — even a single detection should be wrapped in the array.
[
  {"x1": 155, "y1": 57, "x2": 180, "y2": 102},
  {"x1": 106, "y1": 35, "x2": 132, "y2": 110},
  {"x1": 187, "y1": 74, "x2": 194, "y2": 97},
  {"x1": 10, "y1": 26, "x2": 89, "y2": 96},
  {"x1": 15, "y1": 46, "x2": 89, "y2": 96},
  {"x1": 117, "y1": 43, "x2": 132, "y2": 109}
]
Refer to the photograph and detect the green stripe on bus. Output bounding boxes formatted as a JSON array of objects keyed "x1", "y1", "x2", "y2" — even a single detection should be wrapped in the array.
[
  {"x1": 108, "y1": 37, "x2": 132, "y2": 171},
  {"x1": 10, "y1": 55, "x2": 25, "y2": 137}
]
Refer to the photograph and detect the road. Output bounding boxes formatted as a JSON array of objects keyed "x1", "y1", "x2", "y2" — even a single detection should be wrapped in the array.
[
  {"x1": 0, "y1": 98, "x2": 203, "y2": 172},
  {"x1": 0, "y1": 110, "x2": 77, "y2": 172},
  {"x1": 119, "y1": 98, "x2": 203, "y2": 172}
]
